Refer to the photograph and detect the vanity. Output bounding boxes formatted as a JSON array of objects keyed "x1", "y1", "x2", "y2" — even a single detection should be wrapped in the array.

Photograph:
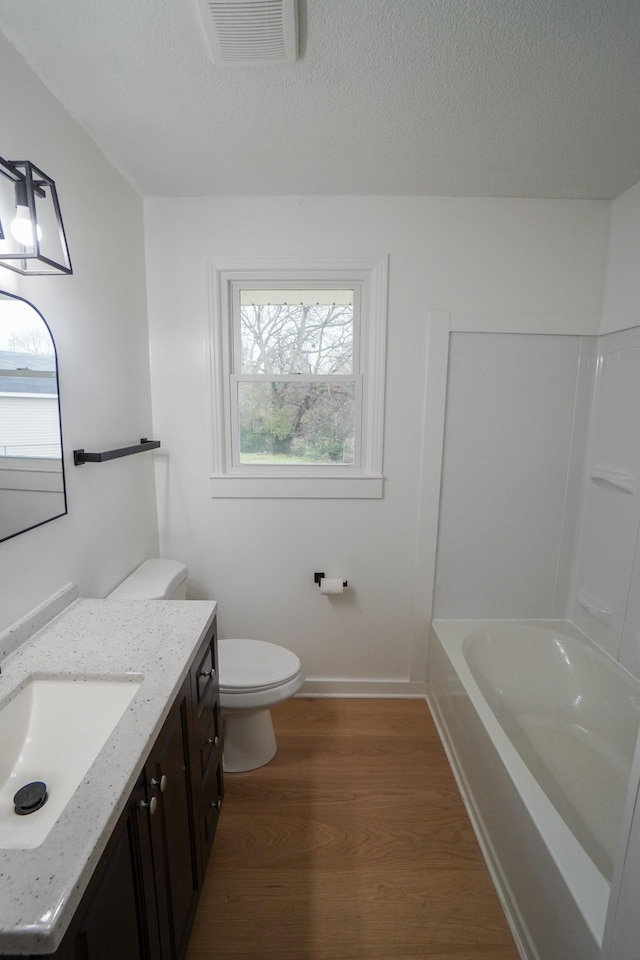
[{"x1": 0, "y1": 587, "x2": 223, "y2": 959}]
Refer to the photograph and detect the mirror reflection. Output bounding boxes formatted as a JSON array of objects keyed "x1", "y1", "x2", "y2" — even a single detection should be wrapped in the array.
[{"x1": 0, "y1": 291, "x2": 66, "y2": 542}]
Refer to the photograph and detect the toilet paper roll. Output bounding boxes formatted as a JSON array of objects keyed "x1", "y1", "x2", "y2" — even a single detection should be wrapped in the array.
[{"x1": 320, "y1": 578, "x2": 345, "y2": 595}]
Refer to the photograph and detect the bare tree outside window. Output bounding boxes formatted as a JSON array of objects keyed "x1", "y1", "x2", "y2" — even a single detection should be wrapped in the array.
[{"x1": 237, "y1": 291, "x2": 357, "y2": 463}]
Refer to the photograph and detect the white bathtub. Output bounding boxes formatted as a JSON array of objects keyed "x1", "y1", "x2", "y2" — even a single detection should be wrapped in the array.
[{"x1": 427, "y1": 619, "x2": 640, "y2": 960}]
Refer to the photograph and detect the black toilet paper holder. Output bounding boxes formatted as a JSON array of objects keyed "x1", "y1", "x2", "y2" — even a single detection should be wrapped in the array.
[{"x1": 314, "y1": 572, "x2": 348, "y2": 588}]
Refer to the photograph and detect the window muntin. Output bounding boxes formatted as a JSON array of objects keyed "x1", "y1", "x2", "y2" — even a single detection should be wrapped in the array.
[{"x1": 230, "y1": 286, "x2": 362, "y2": 469}]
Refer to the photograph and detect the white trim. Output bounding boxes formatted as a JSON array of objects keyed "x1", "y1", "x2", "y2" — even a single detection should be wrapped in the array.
[
  {"x1": 298, "y1": 679, "x2": 426, "y2": 698},
  {"x1": 208, "y1": 256, "x2": 388, "y2": 498},
  {"x1": 451, "y1": 310, "x2": 601, "y2": 336},
  {"x1": 209, "y1": 474, "x2": 383, "y2": 498},
  {"x1": 409, "y1": 311, "x2": 451, "y2": 682}
]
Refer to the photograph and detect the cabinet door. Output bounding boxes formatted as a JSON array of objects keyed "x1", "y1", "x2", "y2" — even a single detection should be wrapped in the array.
[
  {"x1": 146, "y1": 677, "x2": 199, "y2": 960},
  {"x1": 51, "y1": 773, "x2": 161, "y2": 960}
]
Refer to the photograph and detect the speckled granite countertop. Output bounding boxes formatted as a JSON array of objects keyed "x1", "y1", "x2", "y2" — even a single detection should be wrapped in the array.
[{"x1": 0, "y1": 586, "x2": 217, "y2": 955}]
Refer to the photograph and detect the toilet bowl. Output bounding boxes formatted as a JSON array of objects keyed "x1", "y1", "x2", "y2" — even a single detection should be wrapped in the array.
[
  {"x1": 107, "y1": 560, "x2": 304, "y2": 773},
  {"x1": 219, "y1": 638, "x2": 304, "y2": 773}
]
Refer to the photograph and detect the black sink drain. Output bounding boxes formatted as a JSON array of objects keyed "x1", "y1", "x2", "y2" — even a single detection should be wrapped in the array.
[{"x1": 14, "y1": 781, "x2": 48, "y2": 815}]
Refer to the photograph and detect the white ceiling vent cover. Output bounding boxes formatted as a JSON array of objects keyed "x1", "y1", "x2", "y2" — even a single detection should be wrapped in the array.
[{"x1": 194, "y1": 0, "x2": 298, "y2": 65}]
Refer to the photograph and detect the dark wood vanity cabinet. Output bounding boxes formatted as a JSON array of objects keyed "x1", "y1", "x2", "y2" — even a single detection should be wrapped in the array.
[{"x1": 33, "y1": 619, "x2": 223, "y2": 960}]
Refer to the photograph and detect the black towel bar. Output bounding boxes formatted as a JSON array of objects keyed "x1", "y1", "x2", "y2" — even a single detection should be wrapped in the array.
[{"x1": 73, "y1": 438, "x2": 160, "y2": 465}]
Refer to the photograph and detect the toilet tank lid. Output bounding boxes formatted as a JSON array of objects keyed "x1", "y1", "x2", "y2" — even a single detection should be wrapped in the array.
[{"x1": 108, "y1": 559, "x2": 187, "y2": 600}]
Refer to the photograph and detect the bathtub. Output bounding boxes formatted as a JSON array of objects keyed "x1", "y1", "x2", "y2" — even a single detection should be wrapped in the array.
[{"x1": 427, "y1": 619, "x2": 640, "y2": 960}]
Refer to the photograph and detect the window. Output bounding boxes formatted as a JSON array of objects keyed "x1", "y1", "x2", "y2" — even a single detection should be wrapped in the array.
[{"x1": 209, "y1": 258, "x2": 387, "y2": 498}]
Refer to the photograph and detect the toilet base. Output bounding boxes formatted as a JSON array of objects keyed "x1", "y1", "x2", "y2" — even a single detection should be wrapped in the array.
[{"x1": 222, "y1": 707, "x2": 277, "y2": 772}]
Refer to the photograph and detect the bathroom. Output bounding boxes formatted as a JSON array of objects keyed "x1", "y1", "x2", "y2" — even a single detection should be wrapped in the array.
[{"x1": 2, "y1": 3, "x2": 640, "y2": 958}]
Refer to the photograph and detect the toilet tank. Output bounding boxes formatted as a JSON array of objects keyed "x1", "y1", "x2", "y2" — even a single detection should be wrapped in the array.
[{"x1": 107, "y1": 559, "x2": 188, "y2": 600}]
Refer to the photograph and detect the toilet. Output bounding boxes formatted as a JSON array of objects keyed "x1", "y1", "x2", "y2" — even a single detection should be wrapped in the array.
[
  {"x1": 218, "y1": 637, "x2": 304, "y2": 772},
  {"x1": 107, "y1": 559, "x2": 304, "y2": 773}
]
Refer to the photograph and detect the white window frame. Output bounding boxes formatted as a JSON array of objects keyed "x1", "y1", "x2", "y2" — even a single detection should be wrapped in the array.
[{"x1": 208, "y1": 257, "x2": 388, "y2": 498}]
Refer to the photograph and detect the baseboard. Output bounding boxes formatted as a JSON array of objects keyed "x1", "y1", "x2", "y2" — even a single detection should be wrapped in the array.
[{"x1": 298, "y1": 679, "x2": 426, "y2": 698}]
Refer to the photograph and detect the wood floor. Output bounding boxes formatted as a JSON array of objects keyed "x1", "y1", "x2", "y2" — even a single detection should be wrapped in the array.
[{"x1": 185, "y1": 698, "x2": 520, "y2": 960}]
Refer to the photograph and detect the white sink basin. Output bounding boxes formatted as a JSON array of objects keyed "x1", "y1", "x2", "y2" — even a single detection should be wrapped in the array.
[{"x1": 0, "y1": 676, "x2": 141, "y2": 849}]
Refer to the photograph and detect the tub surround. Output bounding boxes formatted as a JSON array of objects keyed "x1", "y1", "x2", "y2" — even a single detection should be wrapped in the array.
[
  {"x1": 0, "y1": 590, "x2": 217, "y2": 954},
  {"x1": 427, "y1": 619, "x2": 635, "y2": 960}
]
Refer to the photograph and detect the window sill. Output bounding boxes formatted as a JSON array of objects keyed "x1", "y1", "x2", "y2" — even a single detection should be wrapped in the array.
[{"x1": 208, "y1": 474, "x2": 383, "y2": 499}]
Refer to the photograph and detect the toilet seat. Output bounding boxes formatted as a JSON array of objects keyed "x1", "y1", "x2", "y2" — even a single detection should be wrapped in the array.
[
  {"x1": 218, "y1": 638, "x2": 304, "y2": 711},
  {"x1": 219, "y1": 638, "x2": 301, "y2": 692}
]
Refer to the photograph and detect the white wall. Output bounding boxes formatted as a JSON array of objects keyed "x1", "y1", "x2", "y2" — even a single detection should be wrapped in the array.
[
  {"x1": 600, "y1": 181, "x2": 640, "y2": 336},
  {"x1": 144, "y1": 195, "x2": 609, "y2": 692},
  {"x1": 0, "y1": 34, "x2": 159, "y2": 632}
]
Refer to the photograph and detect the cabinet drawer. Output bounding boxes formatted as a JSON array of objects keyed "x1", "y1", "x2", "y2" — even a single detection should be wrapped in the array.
[{"x1": 198, "y1": 697, "x2": 221, "y2": 780}]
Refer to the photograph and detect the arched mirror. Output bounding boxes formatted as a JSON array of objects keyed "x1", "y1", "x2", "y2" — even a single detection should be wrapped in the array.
[{"x1": 0, "y1": 290, "x2": 66, "y2": 542}]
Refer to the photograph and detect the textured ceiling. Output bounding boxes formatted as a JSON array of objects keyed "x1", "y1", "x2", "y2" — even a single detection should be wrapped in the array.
[{"x1": 1, "y1": 0, "x2": 640, "y2": 199}]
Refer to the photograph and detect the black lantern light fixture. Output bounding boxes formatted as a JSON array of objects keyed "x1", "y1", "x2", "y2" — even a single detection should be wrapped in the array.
[{"x1": 0, "y1": 157, "x2": 72, "y2": 275}]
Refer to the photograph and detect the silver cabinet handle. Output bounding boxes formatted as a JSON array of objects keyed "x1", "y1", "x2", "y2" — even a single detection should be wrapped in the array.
[
  {"x1": 210, "y1": 798, "x2": 222, "y2": 811},
  {"x1": 205, "y1": 736, "x2": 219, "y2": 748},
  {"x1": 150, "y1": 775, "x2": 168, "y2": 793},
  {"x1": 139, "y1": 796, "x2": 158, "y2": 815},
  {"x1": 200, "y1": 668, "x2": 215, "y2": 679}
]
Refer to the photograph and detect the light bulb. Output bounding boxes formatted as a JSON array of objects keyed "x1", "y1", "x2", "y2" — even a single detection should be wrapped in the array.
[{"x1": 10, "y1": 205, "x2": 42, "y2": 247}]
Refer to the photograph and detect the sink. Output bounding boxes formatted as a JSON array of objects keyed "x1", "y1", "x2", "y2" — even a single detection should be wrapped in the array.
[{"x1": 0, "y1": 676, "x2": 141, "y2": 849}]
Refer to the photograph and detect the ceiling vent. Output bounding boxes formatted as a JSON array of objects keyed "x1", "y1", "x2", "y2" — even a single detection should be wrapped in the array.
[{"x1": 194, "y1": 0, "x2": 298, "y2": 65}]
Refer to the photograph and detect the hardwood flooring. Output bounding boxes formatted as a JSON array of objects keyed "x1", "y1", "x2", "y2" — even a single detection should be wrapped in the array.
[{"x1": 186, "y1": 698, "x2": 520, "y2": 960}]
